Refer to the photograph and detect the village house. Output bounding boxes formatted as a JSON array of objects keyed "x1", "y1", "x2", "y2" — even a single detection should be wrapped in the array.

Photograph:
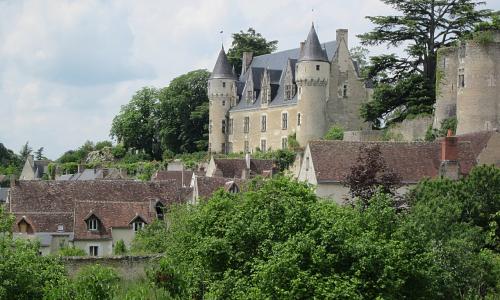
[
  {"x1": 19, "y1": 155, "x2": 51, "y2": 180},
  {"x1": 205, "y1": 155, "x2": 275, "y2": 179},
  {"x1": 8, "y1": 180, "x2": 187, "y2": 256},
  {"x1": 190, "y1": 175, "x2": 244, "y2": 204},
  {"x1": 296, "y1": 131, "x2": 500, "y2": 203}
]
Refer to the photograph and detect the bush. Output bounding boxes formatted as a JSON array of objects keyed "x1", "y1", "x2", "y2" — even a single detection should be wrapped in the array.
[
  {"x1": 58, "y1": 246, "x2": 86, "y2": 257},
  {"x1": 114, "y1": 240, "x2": 127, "y2": 255},
  {"x1": 113, "y1": 280, "x2": 172, "y2": 300},
  {"x1": 324, "y1": 125, "x2": 344, "y2": 140},
  {"x1": 111, "y1": 145, "x2": 127, "y2": 159},
  {"x1": 73, "y1": 264, "x2": 120, "y2": 300}
]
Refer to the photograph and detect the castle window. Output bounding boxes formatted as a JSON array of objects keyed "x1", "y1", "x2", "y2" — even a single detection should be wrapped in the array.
[
  {"x1": 260, "y1": 139, "x2": 267, "y2": 152},
  {"x1": 343, "y1": 84, "x2": 348, "y2": 97},
  {"x1": 297, "y1": 113, "x2": 301, "y2": 126},
  {"x1": 282, "y1": 112, "x2": 288, "y2": 130},
  {"x1": 221, "y1": 119, "x2": 226, "y2": 134},
  {"x1": 281, "y1": 137, "x2": 288, "y2": 150},
  {"x1": 222, "y1": 82, "x2": 226, "y2": 88},
  {"x1": 228, "y1": 119, "x2": 234, "y2": 135},
  {"x1": 285, "y1": 85, "x2": 292, "y2": 100},
  {"x1": 244, "y1": 141, "x2": 249, "y2": 153},
  {"x1": 244, "y1": 117, "x2": 250, "y2": 133},
  {"x1": 459, "y1": 74, "x2": 465, "y2": 88},
  {"x1": 261, "y1": 115, "x2": 267, "y2": 132},
  {"x1": 316, "y1": 65, "x2": 320, "y2": 71},
  {"x1": 246, "y1": 90, "x2": 254, "y2": 103},
  {"x1": 222, "y1": 100, "x2": 226, "y2": 106}
]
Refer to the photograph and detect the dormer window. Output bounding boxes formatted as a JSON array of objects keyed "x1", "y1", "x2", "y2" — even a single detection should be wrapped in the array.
[
  {"x1": 133, "y1": 220, "x2": 144, "y2": 232},
  {"x1": 285, "y1": 85, "x2": 292, "y2": 100},
  {"x1": 87, "y1": 217, "x2": 99, "y2": 231},
  {"x1": 246, "y1": 90, "x2": 254, "y2": 103}
]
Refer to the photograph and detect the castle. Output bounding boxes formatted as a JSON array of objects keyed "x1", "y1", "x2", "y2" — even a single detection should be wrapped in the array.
[
  {"x1": 208, "y1": 24, "x2": 372, "y2": 153},
  {"x1": 434, "y1": 31, "x2": 500, "y2": 135}
]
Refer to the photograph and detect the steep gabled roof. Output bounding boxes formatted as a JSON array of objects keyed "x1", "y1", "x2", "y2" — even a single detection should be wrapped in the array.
[
  {"x1": 212, "y1": 158, "x2": 275, "y2": 178},
  {"x1": 298, "y1": 24, "x2": 329, "y2": 62},
  {"x1": 195, "y1": 176, "x2": 246, "y2": 200},
  {"x1": 210, "y1": 47, "x2": 236, "y2": 80}
]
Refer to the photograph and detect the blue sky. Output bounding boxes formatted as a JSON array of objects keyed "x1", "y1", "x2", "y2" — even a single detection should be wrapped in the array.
[{"x1": 0, "y1": 0, "x2": 498, "y2": 159}]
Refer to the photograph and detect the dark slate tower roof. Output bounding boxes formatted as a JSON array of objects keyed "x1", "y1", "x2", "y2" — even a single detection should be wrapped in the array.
[
  {"x1": 298, "y1": 23, "x2": 329, "y2": 62},
  {"x1": 210, "y1": 46, "x2": 236, "y2": 79}
]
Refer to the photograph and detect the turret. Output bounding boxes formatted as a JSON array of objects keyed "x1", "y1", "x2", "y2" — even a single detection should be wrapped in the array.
[
  {"x1": 208, "y1": 46, "x2": 237, "y2": 153},
  {"x1": 295, "y1": 24, "x2": 330, "y2": 146}
]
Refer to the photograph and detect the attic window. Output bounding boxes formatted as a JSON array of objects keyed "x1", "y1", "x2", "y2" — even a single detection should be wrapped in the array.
[
  {"x1": 133, "y1": 220, "x2": 145, "y2": 232},
  {"x1": 87, "y1": 217, "x2": 99, "y2": 231},
  {"x1": 155, "y1": 202, "x2": 165, "y2": 220}
]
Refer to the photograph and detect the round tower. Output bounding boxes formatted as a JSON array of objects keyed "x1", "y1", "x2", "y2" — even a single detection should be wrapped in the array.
[
  {"x1": 296, "y1": 24, "x2": 330, "y2": 146},
  {"x1": 456, "y1": 38, "x2": 500, "y2": 135},
  {"x1": 208, "y1": 46, "x2": 237, "y2": 153}
]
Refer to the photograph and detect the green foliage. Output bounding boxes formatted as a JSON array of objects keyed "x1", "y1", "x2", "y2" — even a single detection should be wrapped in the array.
[
  {"x1": 424, "y1": 117, "x2": 457, "y2": 141},
  {"x1": 34, "y1": 147, "x2": 45, "y2": 160},
  {"x1": 95, "y1": 141, "x2": 113, "y2": 151},
  {"x1": 111, "y1": 145, "x2": 126, "y2": 159},
  {"x1": 350, "y1": 46, "x2": 370, "y2": 77},
  {"x1": 58, "y1": 246, "x2": 86, "y2": 257},
  {"x1": 358, "y1": 0, "x2": 490, "y2": 125},
  {"x1": 114, "y1": 240, "x2": 127, "y2": 255},
  {"x1": 112, "y1": 280, "x2": 172, "y2": 300},
  {"x1": 324, "y1": 124, "x2": 344, "y2": 140},
  {"x1": 226, "y1": 28, "x2": 278, "y2": 76},
  {"x1": 131, "y1": 220, "x2": 169, "y2": 254},
  {"x1": 287, "y1": 133, "x2": 300, "y2": 150},
  {"x1": 73, "y1": 264, "x2": 120, "y2": 300},
  {"x1": 0, "y1": 143, "x2": 23, "y2": 177}
]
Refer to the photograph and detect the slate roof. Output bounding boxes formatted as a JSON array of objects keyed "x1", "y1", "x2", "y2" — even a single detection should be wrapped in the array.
[
  {"x1": 56, "y1": 168, "x2": 128, "y2": 181},
  {"x1": 210, "y1": 47, "x2": 236, "y2": 80},
  {"x1": 299, "y1": 24, "x2": 329, "y2": 62},
  {"x1": 0, "y1": 188, "x2": 9, "y2": 203},
  {"x1": 73, "y1": 200, "x2": 154, "y2": 240},
  {"x1": 9, "y1": 180, "x2": 185, "y2": 234},
  {"x1": 307, "y1": 140, "x2": 477, "y2": 184},
  {"x1": 212, "y1": 158, "x2": 275, "y2": 178},
  {"x1": 195, "y1": 176, "x2": 245, "y2": 200}
]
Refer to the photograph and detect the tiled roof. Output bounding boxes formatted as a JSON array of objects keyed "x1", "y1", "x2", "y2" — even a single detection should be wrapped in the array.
[
  {"x1": 195, "y1": 176, "x2": 245, "y2": 199},
  {"x1": 13, "y1": 213, "x2": 74, "y2": 233},
  {"x1": 73, "y1": 200, "x2": 154, "y2": 240},
  {"x1": 152, "y1": 170, "x2": 193, "y2": 187},
  {"x1": 308, "y1": 140, "x2": 477, "y2": 183},
  {"x1": 9, "y1": 180, "x2": 186, "y2": 234},
  {"x1": 213, "y1": 158, "x2": 275, "y2": 178}
]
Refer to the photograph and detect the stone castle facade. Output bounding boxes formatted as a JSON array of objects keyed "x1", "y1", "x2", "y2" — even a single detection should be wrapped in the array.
[
  {"x1": 434, "y1": 31, "x2": 500, "y2": 135},
  {"x1": 208, "y1": 24, "x2": 372, "y2": 153}
]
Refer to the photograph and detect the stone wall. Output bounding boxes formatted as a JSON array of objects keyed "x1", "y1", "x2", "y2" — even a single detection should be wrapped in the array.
[
  {"x1": 387, "y1": 116, "x2": 433, "y2": 141},
  {"x1": 343, "y1": 130, "x2": 383, "y2": 142},
  {"x1": 61, "y1": 255, "x2": 161, "y2": 281}
]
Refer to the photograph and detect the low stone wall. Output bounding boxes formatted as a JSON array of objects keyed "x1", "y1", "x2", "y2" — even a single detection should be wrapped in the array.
[
  {"x1": 343, "y1": 130, "x2": 384, "y2": 142},
  {"x1": 61, "y1": 255, "x2": 161, "y2": 280}
]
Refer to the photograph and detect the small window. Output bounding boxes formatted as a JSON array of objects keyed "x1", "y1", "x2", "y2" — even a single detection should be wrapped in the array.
[
  {"x1": 87, "y1": 218, "x2": 98, "y2": 231},
  {"x1": 133, "y1": 221, "x2": 144, "y2": 232},
  {"x1": 260, "y1": 139, "x2": 267, "y2": 152},
  {"x1": 57, "y1": 224, "x2": 64, "y2": 232},
  {"x1": 221, "y1": 119, "x2": 226, "y2": 134},
  {"x1": 222, "y1": 82, "x2": 226, "y2": 88},
  {"x1": 261, "y1": 115, "x2": 267, "y2": 132},
  {"x1": 89, "y1": 246, "x2": 99, "y2": 256},
  {"x1": 281, "y1": 137, "x2": 288, "y2": 150},
  {"x1": 155, "y1": 202, "x2": 164, "y2": 220},
  {"x1": 244, "y1": 116, "x2": 250, "y2": 133},
  {"x1": 282, "y1": 112, "x2": 288, "y2": 130},
  {"x1": 285, "y1": 85, "x2": 292, "y2": 100},
  {"x1": 297, "y1": 113, "x2": 301, "y2": 126},
  {"x1": 316, "y1": 65, "x2": 320, "y2": 71},
  {"x1": 459, "y1": 74, "x2": 465, "y2": 88},
  {"x1": 306, "y1": 157, "x2": 310, "y2": 171},
  {"x1": 222, "y1": 100, "x2": 226, "y2": 106},
  {"x1": 342, "y1": 84, "x2": 348, "y2": 97}
]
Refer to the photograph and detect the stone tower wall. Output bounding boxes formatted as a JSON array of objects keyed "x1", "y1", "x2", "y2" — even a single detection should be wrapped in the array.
[
  {"x1": 208, "y1": 78, "x2": 236, "y2": 153},
  {"x1": 295, "y1": 60, "x2": 330, "y2": 146},
  {"x1": 456, "y1": 40, "x2": 500, "y2": 134},
  {"x1": 434, "y1": 47, "x2": 458, "y2": 129}
]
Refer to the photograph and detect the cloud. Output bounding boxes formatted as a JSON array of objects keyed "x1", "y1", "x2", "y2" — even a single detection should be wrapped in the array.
[{"x1": 0, "y1": 0, "x2": 498, "y2": 159}]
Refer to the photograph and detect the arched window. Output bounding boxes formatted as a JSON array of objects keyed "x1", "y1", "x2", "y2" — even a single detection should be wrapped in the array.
[{"x1": 155, "y1": 202, "x2": 165, "y2": 220}]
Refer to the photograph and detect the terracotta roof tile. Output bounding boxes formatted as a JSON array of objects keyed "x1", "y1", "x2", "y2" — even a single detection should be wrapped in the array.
[
  {"x1": 152, "y1": 170, "x2": 193, "y2": 186},
  {"x1": 213, "y1": 158, "x2": 274, "y2": 178},
  {"x1": 196, "y1": 176, "x2": 245, "y2": 199}
]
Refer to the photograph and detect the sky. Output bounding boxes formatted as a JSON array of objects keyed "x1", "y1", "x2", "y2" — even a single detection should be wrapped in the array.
[{"x1": 0, "y1": 0, "x2": 499, "y2": 159}]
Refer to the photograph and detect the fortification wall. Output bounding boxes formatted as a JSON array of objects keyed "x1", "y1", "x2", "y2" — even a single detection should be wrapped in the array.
[
  {"x1": 343, "y1": 130, "x2": 383, "y2": 141},
  {"x1": 387, "y1": 116, "x2": 433, "y2": 141},
  {"x1": 61, "y1": 255, "x2": 160, "y2": 281},
  {"x1": 434, "y1": 47, "x2": 458, "y2": 129}
]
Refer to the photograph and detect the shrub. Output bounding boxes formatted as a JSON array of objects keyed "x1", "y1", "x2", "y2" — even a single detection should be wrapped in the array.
[
  {"x1": 73, "y1": 264, "x2": 120, "y2": 300},
  {"x1": 324, "y1": 125, "x2": 344, "y2": 140},
  {"x1": 114, "y1": 240, "x2": 127, "y2": 255},
  {"x1": 58, "y1": 246, "x2": 86, "y2": 257}
]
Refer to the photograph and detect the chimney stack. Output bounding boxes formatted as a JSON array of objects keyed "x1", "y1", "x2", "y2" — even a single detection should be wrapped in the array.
[
  {"x1": 439, "y1": 130, "x2": 460, "y2": 180},
  {"x1": 242, "y1": 52, "x2": 253, "y2": 75}
]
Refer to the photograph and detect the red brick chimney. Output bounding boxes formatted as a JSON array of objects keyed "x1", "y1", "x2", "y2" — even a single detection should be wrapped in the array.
[
  {"x1": 439, "y1": 129, "x2": 460, "y2": 180},
  {"x1": 441, "y1": 129, "x2": 458, "y2": 161}
]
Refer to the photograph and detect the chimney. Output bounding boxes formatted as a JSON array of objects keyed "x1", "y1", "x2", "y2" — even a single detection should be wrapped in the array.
[
  {"x1": 242, "y1": 52, "x2": 253, "y2": 75},
  {"x1": 336, "y1": 29, "x2": 348, "y2": 46},
  {"x1": 299, "y1": 41, "x2": 305, "y2": 58},
  {"x1": 439, "y1": 130, "x2": 460, "y2": 180},
  {"x1": 10, "y1": 175, "x2": 17, "y2": 188}
]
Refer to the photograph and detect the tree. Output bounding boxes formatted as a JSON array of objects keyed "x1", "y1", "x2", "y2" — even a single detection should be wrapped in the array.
[
  {"x1": 349, "y1": 46, "x2": 370, "y2": 77},
  {"x1": 358, "y1": 0, "x2": 491, "y2": 126},
  {"x1": 19, "y1": 142, "x2": 32, "y2": 160},
  {"x1": 157, "y1": 70, "x2": 211, "y2": 154},
  {"x1": 110, "y1": 87, "x2": 161, "y2": 160},
  {"x1": 324, "y1": 125, "x2": 344, "y2": 140},
  {"x1": 227, "y1": 28, "x2": 278, "y2": 76},
  {"x1": 113, "y1": 239, "x2": 127, "y2": 255},
  {"x1": 343, "y1": 144, "x2": 401, "y2": 207},
  {"x1": 34, "y1": 147, "x2": 45, "y2": 160}
]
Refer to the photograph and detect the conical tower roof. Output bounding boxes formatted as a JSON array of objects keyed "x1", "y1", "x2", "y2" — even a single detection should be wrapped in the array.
[
  {"x1": 210, "y1": 46, "x2": 236, "y2": 79},
  {"x1": 298, "y1": 23, "x2": 329, "y2": 62}
]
